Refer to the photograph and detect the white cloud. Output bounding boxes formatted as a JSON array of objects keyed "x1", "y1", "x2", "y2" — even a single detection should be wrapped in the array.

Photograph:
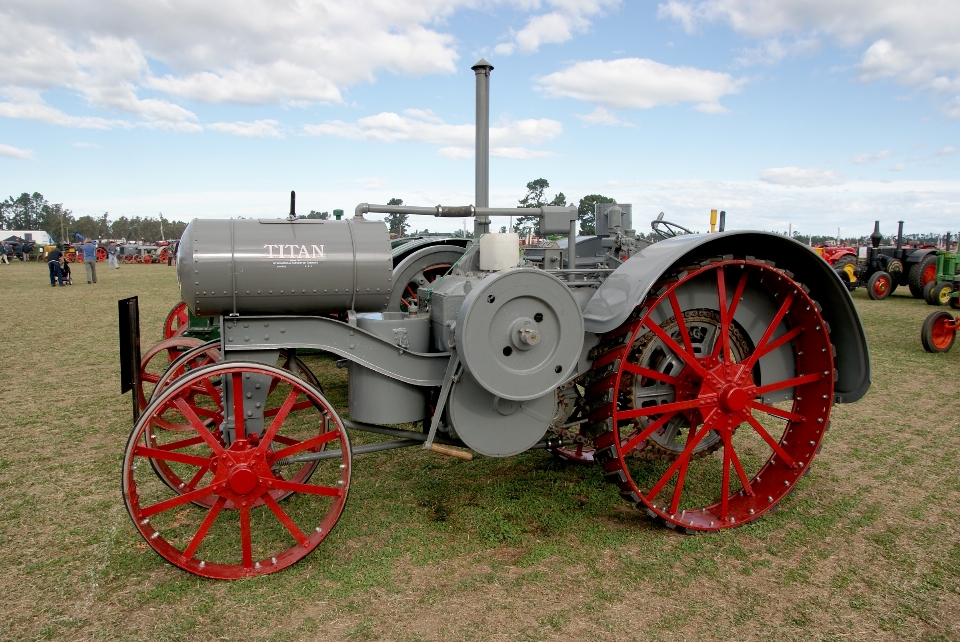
[
  {"x1": 890, "y1": 162, "x2": 907, "y2": 171},
  {"x1": 0, "y1": 143, "x2": 35, "y2": 160},
  {"x1": 0, "y1": 88, "x2": 131, "y2": 129},
  {"x1": 851, "y1": 150, "x2": 892, "y2": 164},
  {"x1": 71, "y1": 142, "x2": 98, "y2": 148},
  {"x1": 537, "y1": 58, "x2": 743, "y2": 112},
  {"x1": 208, "y1": 119, "x2": 284, "y2": 139},
  {"x1": 734, "y1": 37, "x2": 819, "y2": 67},
  {"x1": 497, "y1": 0, "x2": 621, "y2": 55},
  {"x1": 304, "y1": 110, "x2": 562, "y2": 159},
  {"x1": 577, "y1": 106, "x2": 636, "y2": 126},
  {"x1": 936, "y1": 146, "x2": 957, "y2": 156},
  {"x1": 758, "y1": 166, "x2": 846, "y2": 187},
  {"x1": 658, "y1": 0, "x2": 960, "y2": 117}
]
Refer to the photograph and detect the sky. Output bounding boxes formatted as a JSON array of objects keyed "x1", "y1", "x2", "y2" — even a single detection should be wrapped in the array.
[{"x1": 1, "y1": 0, "x2": 959, "y2": 238}]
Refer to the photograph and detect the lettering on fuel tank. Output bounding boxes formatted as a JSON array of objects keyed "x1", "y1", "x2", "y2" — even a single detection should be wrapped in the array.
[{"x1": 263, "y1": 244, "x2": 326, "y2": 260}]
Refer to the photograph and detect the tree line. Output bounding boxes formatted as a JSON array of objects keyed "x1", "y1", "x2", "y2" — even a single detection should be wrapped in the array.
[{"x1": 0, "y1": 192, "x2": 189, "y2": 243}]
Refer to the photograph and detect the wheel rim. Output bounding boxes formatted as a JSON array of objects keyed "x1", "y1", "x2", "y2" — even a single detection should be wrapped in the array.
[
  {"x1": 143, "y1": 254, "x2": 153, "y2": 264},
  {"x1": 938, "y1": 286, "x2": 952, "y2": 305},
  {"x1": 923, "y1": 263, "x2": 937, "y2": 286},
  {"x1": 124, "y1": 254, "x2": 134, "y2": 263},
  {"x1": 931, "y1": 315, "x2": 955, "y2": 349},
  {"x1": 163, "y1": 302, "x2": 190, "y2": 339},
  {"x1": 123, "y1": 362, "x2": 351, "y2": 579},
  {"x1": 591, "y1": 259, "x2": 834, "y2": 531},
  {"x1": 873, "y1": 274, "x2": 889, "y2": 296},
  {"x1": 96, "y1": 247, "x2": 107, "y2": 261}
]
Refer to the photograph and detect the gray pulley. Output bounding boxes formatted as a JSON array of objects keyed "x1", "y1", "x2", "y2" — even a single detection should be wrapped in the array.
[
  {"x1": 447, "y1": 371, "x2": 556, "y2": 457},
  {"x1": 455, "y1": 268, "x2": 584, "y2": 401}
]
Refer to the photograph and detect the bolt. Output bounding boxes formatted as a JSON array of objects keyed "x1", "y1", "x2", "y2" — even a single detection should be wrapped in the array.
[
  {"x1": 767, "y1": 496, "x2": 773, "y2": 502},
  {"x1": 339, "y1": 464, "x2": 346, "y2": 469},
  {"x1": 749, "y1": 509, "x2": 755, "y2": 515},
  {"x1": 783, "y1": 480, "x2": 789, "y2": 486},
  {"x1": 271, "y1": 557, "x2": 277, "y2": 564},
  {"x1": 199, "y1": 561, "x2": 205, "y2": 569}
]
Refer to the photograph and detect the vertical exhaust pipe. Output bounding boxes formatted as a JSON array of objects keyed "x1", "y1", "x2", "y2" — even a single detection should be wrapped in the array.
[{"x1": 472, "y1": 59, "x2": 493, "y2": 237}]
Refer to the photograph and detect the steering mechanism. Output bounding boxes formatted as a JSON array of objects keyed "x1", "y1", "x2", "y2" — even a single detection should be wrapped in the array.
[{"x1": 651, "y1": 212, "x2": 693, "y2": 239}]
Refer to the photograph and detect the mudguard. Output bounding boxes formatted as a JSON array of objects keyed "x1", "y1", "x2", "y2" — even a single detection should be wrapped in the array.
[
  {"x1": 582, "y1": 231, "x2": 871, "y2": 404},
  {"x1": 390, "y1": 237, "x2": 471, "y2": 268}
]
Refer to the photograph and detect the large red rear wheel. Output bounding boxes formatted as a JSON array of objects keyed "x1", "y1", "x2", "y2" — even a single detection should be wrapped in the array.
[
  {"x1": 589, "y1": 258, "x2": 834, "y2": 532},
  {"x1": 124, "y1": 254, "x2": 134, "y2": 263},
  {"x1": 163, "y1": 302, "x2": 190, "y2": 339},
  {"x1": 123, "y1": 362, "x2": 351, "y2": 579},
  {"x1": 143, "y1": 253, "x2": 153, "y2": 264},
  {"x1": 96, "y1": 247, "x2": 107, "y2": 262}
]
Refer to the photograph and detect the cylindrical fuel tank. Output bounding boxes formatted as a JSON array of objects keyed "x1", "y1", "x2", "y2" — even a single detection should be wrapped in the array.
[{"x1": 177, "y1": 218, "x2": 393, "y2": 316}]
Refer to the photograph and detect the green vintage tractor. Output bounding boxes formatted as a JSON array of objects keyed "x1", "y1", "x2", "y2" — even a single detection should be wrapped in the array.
[{"x1": 922, "y1": 238, "x2": 959, "y2": 308}]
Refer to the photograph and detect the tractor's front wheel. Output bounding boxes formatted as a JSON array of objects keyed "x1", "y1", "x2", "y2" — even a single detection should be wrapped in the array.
[
  {"x1": 123, "y1": 362, "x2": 351, "y2": 579},
  {"x1": 929, "y1": 282, "x2": 953, "y2": 307},
  {"x1": 588, "y1": 257, "x2": 834, "y2": 532},
  {"x1": 921, "y1": 311, "x2": 957, "y2": 353},
  {"x1": 867, "y1": 272, "x2": 892, "y2": 300}
]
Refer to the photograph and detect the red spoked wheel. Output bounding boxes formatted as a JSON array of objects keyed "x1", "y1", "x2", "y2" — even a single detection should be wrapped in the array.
[
  {"x1": 123, "y1": 362, "x2": 351, "y2": 579},
  {"x1": 138, "y1": 337, "x2": 205, "y2": 413},
  {"x1": 163, "y1": 302, "x2": 190, "y2": 339},
  {"x1": 921, "y1": 311, "x2": 958, "y2": 353},
  {"x1": 134, "y1": 254, "x2": 143, "y2": 263},
  {"x1": 867, "y1": 272, "x2": 892, "y2": 300},
  {"x1": 74, "y1": 252, "x2": 84, "y2": 263},
  {"x1": 143, "y1": 253, "x2": 153, "y2": 264},
  {"x1": 159, "y1": 248, "x2": 169, "y2": 263},
  {"x1": 589, "y1": 258, "x2": 835, "y2": 532},
  {"x1": 124, "y1": 254, "x2": 134, "y2": 263},
  {"x1": 96, "y1": 247, "x2": 107, "y2": 261}
]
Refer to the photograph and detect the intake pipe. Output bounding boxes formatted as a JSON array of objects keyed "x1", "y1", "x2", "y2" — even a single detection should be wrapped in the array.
[{"x1": 472, "y1": 59, "x2": 493, "y2": 237}]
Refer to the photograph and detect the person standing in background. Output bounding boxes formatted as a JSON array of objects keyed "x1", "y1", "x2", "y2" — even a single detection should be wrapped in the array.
[
  {"x1": 47, "y1": 246, "x2": 64, "y2": 286},
  {"x1": 0, "y1": 241, "x2": 9, "y2": 264},
  {"x1": 81, "y1": 238, "x2": 98, "y2": 284},
  {"x1": 107, "y1": 241, "x2": 120, "y2": 269}
]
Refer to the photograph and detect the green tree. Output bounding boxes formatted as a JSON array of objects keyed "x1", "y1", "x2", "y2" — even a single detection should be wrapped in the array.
[
  {"x1": 300, "y1": 210, "x2": 329, "y2": 220},
  {"x1": 384, "y1": 197, "x2": 409, "y2": 236},
  {"x1": 577, "y1": 194, "x2": 616, "y2": 235},
  {"x1": 516, "y1": 179, "x2": 566, "y2": 235}
]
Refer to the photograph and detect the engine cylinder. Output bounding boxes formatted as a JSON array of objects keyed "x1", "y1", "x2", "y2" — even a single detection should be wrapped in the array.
[{"x1": 178, "y1": 218, "x2": 393, "y2": 316}]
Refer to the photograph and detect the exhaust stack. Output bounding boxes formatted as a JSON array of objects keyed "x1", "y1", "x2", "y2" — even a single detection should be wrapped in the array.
[{"x1": 472, "y1": 59, "x2": 493, "y2": 237}]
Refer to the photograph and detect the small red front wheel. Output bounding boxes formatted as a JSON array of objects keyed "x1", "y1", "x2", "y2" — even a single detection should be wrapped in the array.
[
  {"x1": 138, "y1": 337, "x2": 205, "y2": 412},
  {"x1": 96, "y1": 247, "x2": 107, "y2": 261},
  {"x1": 867, "y1": 271, "x2": 892, "y2": 300},
  {"x1": 123, "y1": 362, "x2": 352, "y2": 579},
  {"x1": 921, "y1": 311, "x2": 957, "y2": 353}
]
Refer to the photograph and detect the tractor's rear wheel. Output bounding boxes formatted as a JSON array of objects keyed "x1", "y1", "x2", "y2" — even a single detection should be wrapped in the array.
[
  {"x1": 138, "y1": 337, "x2": 206, "y2": 413},
  {"x1": 588, "y1": 258, "x2": 834, "y2": 532},
  {"x1": 123, "y1": 362, "x2": 351, "y2": 579},
  {"x1": 867, "y1": 272, "x2": 892, "y2": 300},
  {"x1": 909, "y1": 255, "x2": 938, "y2": 299},
  {"x1": 96, "y1": 247, "x2": 107, "y2": 262},
  {"x1": 921, "y1": 311, "x2": 957, "y2": 353},
  {"x1": 163, "y1": 302, "x2": 190, "y2": 339}
]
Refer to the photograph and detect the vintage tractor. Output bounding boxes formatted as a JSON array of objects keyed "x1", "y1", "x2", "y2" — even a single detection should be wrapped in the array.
[
  {"x1": 120, "y1": 60, "x2": 872, "y2": 580},
  {"x1": 837, "y1": 221, "x2": 939, "y2": 300},
  {"x1": 922, "y1": 240, "x2": 959, "y2": 307},
  {"x1": 814, "y1": 244, "x2": 858, "y2": 283}
]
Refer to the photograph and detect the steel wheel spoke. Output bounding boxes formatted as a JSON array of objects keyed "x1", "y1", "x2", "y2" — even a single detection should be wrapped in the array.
[
  {"x1": 263, "y1": 400, "x2": 314, "y2": 418},
  {"x1": 183, "y1": 496, "x2": 226, "y2": 559},
  {"x1": 173, "y1": 398, "x2": 226, "y2": 456},
  {"x1": 271, "y1": 430, "x2": 340, "y2": 460},
  {"x1": 620, "y1": 411, "x2": 679, "y2": 452},
  {"x1": 743, "y1": 292, "x2": 796, "y2": 369},
  {"x1": 754, "y1": 372, "x2": 824, "y2": 397},
  {"x1": 724, "y1": 270, "x2": 750, "y2": 325},
  {"x1": 641, "y1": 317, "x2": 712, "y2": 380},
  {"x1": 262, "y1": 494, "x2": 310, "y2": 546},
  {"x1": 751, "y1": 326, "x2": 804, "y2": 363},
  {"x1": 748, "y1": 401, "x2": 804, "y2": 423},
  {"x1": 720, "y1": 436, "x2": 732, "y2": 519},
  {"x1": 668, "y1": 292, "x2": 694, "y2": 355},
  {"x1": 744, "y1": 414, "x2": 796, "y2": 466},
  {"x1": 134, "y1": 446, "x2": 211, "y2": 467},
  {"x1": 257, "y1": 389, "x2": 301, "y2": 455},
  {"x1": 617, "y1": 398, "x2": 705, "y2": 421},
  {"x1": 239, "y1": 507, "x2": 253, "y2": 569},
  {"x1": 270, "y1": 478, "x2": 341, "y2": 498},
  {"x1": 724, "y1": 431, "x2": 754, "y2": 496},
  {"x1": 621, "y1": 362, "x2": 680, "y2": 386},
  {"x1": 232, "y1": 373, "x2": 245, "y2": 436},
  {"x1": 154, "y1": 435, "x2": 205, "y2": 451},
  {"x1": 716, "y1": 266, "x2": 732, "y2": 362},
  {"x1": 646, "y1": 414, "x2": 716, "y2": 502},
  {"x1": 140, "y1": 484, "x2": 217, "y2": 518},
  {"x1": 668, "y1": 419, "x2": 704, "y2": 514},
  {"x1": 185, "y1": 463, "x2": 211, "y2": 490}
]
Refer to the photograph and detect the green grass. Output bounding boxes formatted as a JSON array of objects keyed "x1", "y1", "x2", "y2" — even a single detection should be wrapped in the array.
[{"x1": 0, "y1": 260, "x2": 959, "y2": 641}]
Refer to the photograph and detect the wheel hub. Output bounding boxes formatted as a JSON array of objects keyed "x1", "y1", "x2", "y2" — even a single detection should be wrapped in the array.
[
  {"x1": 718, "y1": 385, "x2": 749, "y2": 413},
  {"x1": 228, "y1": 465, "x2": 258, "y2": 495}
]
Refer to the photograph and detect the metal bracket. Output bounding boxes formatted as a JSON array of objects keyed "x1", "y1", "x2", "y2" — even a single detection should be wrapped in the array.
[{"x1": 423, "y1": 353, "x2": 461, "y2": 450}]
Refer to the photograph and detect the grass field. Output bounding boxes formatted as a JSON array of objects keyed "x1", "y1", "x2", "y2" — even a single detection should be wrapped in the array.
[{"x1": 1, "y1": 259, "x2": 958, "y2": 641}]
